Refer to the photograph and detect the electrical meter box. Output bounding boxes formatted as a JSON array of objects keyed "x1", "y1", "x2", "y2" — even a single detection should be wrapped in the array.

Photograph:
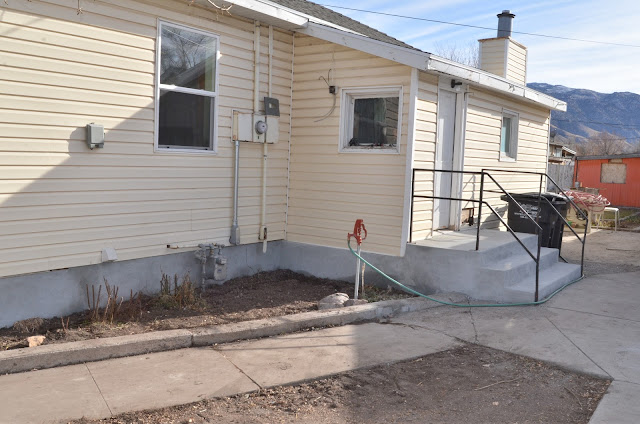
[
  {"x1": 233, "y1": 111, "x2": 279, "y2": 144},
  {"x1": 86, "y1": 123, "x2": 104, "y2": 149}
]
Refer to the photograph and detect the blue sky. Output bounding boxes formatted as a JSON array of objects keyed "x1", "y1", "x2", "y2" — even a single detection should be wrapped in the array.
[{"x1": 321, "y1": 1, "x2": 640, "y2": 94}]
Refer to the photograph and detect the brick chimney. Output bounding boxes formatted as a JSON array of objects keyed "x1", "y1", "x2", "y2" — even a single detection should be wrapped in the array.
[{"x1": 479, "y1": 10, "x2": 528, "y2": 85}]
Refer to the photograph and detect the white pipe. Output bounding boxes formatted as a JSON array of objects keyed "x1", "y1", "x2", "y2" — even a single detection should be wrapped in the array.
[
  {"x1": 254, "y1": 21, "x2": 269, "y2": 254},
  {"x1": 254, "y1": 21, "x2": 260, "y2": 114},
  {"x1": 354, "y1": 245, "x2": 362, "y2": 299},
  {"x1": 268, "y1": 26, "x2": 273, "y2": 97},
  {"x1": 230, "y1": 138, "x2": 240, "y2": 244},
  {"x1": 261, "y1": 138, "x2": 268, "y2": 253}
]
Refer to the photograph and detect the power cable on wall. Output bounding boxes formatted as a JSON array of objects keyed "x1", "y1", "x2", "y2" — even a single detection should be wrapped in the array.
[{"x1": 319, "y1": 4, "x2": 640, "y2": 49}]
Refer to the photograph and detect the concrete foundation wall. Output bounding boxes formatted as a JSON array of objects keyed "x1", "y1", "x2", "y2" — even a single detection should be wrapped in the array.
[
  {"x1": 2, "y1": 239, "x2": 477, "y2": 329},
  {"x1": 0, "y1": 243, "x2": 283, "y2": 328}
]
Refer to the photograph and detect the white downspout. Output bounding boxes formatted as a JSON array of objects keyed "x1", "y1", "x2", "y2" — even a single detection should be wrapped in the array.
[
  {"x1": 259, "y1": 26, "x2": 273, "y2": 254},
  {"x1": 254, "y1": 21, "x2": 268, "y2": 254}
]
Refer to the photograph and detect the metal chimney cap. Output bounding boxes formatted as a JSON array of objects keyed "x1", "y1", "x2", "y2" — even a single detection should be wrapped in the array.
[{"x1": 498, "y1": 10, "x2": 515, "y2": 18}]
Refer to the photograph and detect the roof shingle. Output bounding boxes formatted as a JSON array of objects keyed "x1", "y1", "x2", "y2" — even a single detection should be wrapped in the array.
[{"x1": 267, "y1": 0, "x2": 417, "y2": 50}]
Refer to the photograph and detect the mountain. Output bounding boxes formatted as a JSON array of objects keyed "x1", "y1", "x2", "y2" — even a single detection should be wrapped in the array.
[{"x1": 527, "y1": 83, "x2": 640, "y2": 147}]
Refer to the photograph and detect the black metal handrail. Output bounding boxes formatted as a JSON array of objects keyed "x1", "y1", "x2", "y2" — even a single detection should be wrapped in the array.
[
  {"x1": 412, "y1": 194, "x2": 539, "y2": 263},
  {"x1": 409, "y1": 168, "x2": 588, "y2": 302},
  {"x1": 410, "y1": 168, "x2": 545, "y2": 300},
  {"x1": 481, "y1": 168, "x2": 588, "y2": 277}
]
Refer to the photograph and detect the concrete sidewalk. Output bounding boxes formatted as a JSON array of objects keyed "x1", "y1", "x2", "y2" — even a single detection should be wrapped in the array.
[
  {"x1": 391, "y1": 270, "x2": 640, "y2": 424},
  {"x1": 0, "y1": 321, "x2": 461, "y2": 423},
  {"x1": 0, "y1": 270, "x2": 638, "y2": 423}
]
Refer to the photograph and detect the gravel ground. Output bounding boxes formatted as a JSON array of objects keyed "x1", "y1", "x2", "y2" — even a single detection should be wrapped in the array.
[
  {"x1": 70, "y1": 344, "x2": 609, "y2": 424},
  {"x1": 561, "y1": 229, "x2": 640, "y2": 276}
]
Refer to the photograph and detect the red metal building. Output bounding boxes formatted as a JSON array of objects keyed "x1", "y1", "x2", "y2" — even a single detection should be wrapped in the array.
[{"x1": 574, "y1": 154, "x2": 640, "y2": 207}]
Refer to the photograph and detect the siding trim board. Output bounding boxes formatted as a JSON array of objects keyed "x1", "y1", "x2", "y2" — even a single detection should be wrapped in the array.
[{"x1": 401, "y1": 68, "x2": 419, "y2": 254}]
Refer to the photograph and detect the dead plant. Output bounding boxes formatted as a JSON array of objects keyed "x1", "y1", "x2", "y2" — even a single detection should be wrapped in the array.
[
  {"x1": 12, "y1": 317, "x2": 44, "y2": 334},
  {"x1": 102, "y1": 279, "x2": 124, "y2": 324},
  {"x1": 174, "y1": 273, "x2": 198, "y2": 308},
  {"x1": 85, "y1": 280, "x2": 142, "y2": 324},
  {"x1": 156, "y1": 272, "x2": 202, "y2": 310},
  {"x1": 60, "y1": 317, "x2": 70, "y2": 333},
  {"x1": 119, "y1": 289, "x2": 144, "y2": 322},
  {"x1": 86, "y1": 284, "x2": 102, "y2": 321}
]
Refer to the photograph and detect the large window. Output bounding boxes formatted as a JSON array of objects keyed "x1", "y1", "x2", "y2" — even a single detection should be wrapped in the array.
[
  {"x1": 500, "y1": 110, "x2": 519, "y2": 160},
  {"x1": 340, "y1": 87, "x2": 402, "y2": 153},
  {"x1": 156, "y1": 22, "x2": 219, "y2": 151}
]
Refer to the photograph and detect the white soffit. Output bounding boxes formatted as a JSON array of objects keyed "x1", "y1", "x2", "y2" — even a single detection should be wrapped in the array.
[
  {"x1": 199, "y1": 0, "x2": 309, "y2": 30},
  {"x1": 203, "y1": 1, "x2": 566, "y2": 112}
]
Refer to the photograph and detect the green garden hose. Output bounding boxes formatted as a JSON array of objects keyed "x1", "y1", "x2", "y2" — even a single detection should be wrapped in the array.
[{"x1": 347, "y1": 240, "x2": 583, "y2": 307}]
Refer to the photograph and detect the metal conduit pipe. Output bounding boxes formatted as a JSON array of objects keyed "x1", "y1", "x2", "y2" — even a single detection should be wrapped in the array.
[{"x1": 229, "y1": 138, "x2": 240, "y2": 245}]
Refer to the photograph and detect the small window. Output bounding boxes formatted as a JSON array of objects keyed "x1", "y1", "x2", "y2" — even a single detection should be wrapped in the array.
[
  {"x1": 601, "y1": 163, "x2": 626, "y2": 184},
  {"x1": 156, "y1": 22, "x2": 219, "y2": 151},
  {"x1": 340, "y1": 87, "x2": 402, "y2": 152},
  {"x1": 500, "y1": 110, "x2": 518, "y2": 160}
]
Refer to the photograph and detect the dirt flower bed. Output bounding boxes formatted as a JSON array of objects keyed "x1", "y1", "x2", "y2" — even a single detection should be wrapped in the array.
[
  {"x1": 71, "y1": 344, "x2": 610, "y2": 424},
  {"x1": 1, "y1": 270, "x2": 411, "y2": 350}
]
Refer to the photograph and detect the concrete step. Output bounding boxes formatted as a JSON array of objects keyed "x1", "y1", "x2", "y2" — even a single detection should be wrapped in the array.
[
  {"x1": 503, "y1": 262, "x2": 582, "y2": 303},
  {"x1": 476, "y1": 232, "x2": 541, "y2": 264},
  {"x1": 414, "y1": 230, "x2": 540, "y2": 264},
  {"x1": 480, "y1": 247, "x2": 560, "y2": 285}
]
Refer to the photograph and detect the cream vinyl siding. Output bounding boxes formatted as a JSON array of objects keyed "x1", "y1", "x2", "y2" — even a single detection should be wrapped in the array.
[
  {"x1": 287, "y1": 35, "x2": 412, "y2": 256},
  {"x1": 506, "y1": 41, "x2": 527, "y2": 85},
  {"x1": 462, "y1": 87, "x2": 550, "y2": 226},
  {"x1": 479, "y1": 38, "x2": 507, "y2": 79},
  {"x1": 479, "y1": 37, "x2": 527, "y2": 85},
  {"x1": 410, "y1": 72, "x2": 439, "y2": 241},
  {"x1": 0, "y1": 0, "x2": 292, "y2": 278}
]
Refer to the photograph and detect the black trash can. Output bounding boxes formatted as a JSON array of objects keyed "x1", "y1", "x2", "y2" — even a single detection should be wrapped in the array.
[{"x1": 499, "y1": 192, "x2": 569, "y2": 249}]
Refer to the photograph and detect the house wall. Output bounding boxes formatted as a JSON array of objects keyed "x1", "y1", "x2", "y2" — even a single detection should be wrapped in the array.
[
  {"x1": 286, "y1": 34, "x2": 413, "y2": 256},
  {"x1": 409, "y1": 72, "x2": 439, "y2": 241},
  {"x1": 575, "y1": 157, "x2": 640, "y2": 207},
  {"x1": 462, "y1": 86, "x2": 550, "y2": 225},
  {"x1": 505, "y1": 40, "x2": 527, "y2": 86},
  {"x1": 479, "y1": 37, "x2": 527, "y2": 85},
  {"x1": 0, "y1": 0, "x2": 293, "y2": 279},
  {"x1": 479, "y1": 38, "x2": 507, "y2": 79}
]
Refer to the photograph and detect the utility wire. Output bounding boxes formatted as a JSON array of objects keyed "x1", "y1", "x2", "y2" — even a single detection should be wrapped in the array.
[{"x1": 320, "y1": 4, "x2": 640, "y2": 48}]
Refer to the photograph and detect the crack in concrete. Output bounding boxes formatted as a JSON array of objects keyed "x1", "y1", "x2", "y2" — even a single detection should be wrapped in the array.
[
  {"x1": 545, "y1": 316, "x2": 613, "y2": 379},
  {"x1": 216, "y1": 350, "x2": 264, "y2": 391},
  {"x1": 615, "y1": 380, "x2": 640, "y2": 386},
  {"x1": 466, "y1": 299, "x2": 479, "y2": 344},
  {"x1": 85, "y1": 364, "x2": 114, "y2": 416},
  {"x1": 385, "y1": 319, "x2": 476, "y2": 347},
  {"x1": 547, "y1": 306, "x2": 640, "y2": 324}
]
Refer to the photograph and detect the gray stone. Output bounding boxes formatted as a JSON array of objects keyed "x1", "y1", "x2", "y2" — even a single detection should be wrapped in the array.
[
  {"x1": 27, "y1": 335, "x2": 46, "y2": 347},
  {"x1": 318, "y1": 293, "x2": 349, "y2": 310},
  {"x1": 344, "y1": 299, "x2": 368, "y2": 307}
]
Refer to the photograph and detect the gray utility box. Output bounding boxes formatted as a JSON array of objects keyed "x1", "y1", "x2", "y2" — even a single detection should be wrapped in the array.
[{"x1": 86, "y1": 123, "x2": 104, "y2": 149}]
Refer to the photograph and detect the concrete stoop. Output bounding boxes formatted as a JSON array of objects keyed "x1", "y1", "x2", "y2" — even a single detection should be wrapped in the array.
[{"x1": 410, "y1": 230, "x2": 582, "y2": 303}]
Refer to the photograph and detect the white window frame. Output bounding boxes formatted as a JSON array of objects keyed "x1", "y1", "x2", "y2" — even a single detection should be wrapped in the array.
[
  {"x1": 339, "y1": 86, "x2": 403, "y2": 154},
  {"x1": 155, "y1": 20, "x2": 220, "y2": 154},
  {"x1": 499, "y1": 109, "x2": 519, "y2": 161}
]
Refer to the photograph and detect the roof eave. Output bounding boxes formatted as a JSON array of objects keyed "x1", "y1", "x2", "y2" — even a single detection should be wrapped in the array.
[
  {"x1": 301, "y1": 23, "x2": 566, "y2": 112},
  {"x1": 201, "y1": 0, "x2": 309, "y2": 30},
  {"x1": 427, "y1": 56, "x2": 567, "y2": 111},
  {"x1": 202, "y1": 2, "x2": 566, "y2": 112}
]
